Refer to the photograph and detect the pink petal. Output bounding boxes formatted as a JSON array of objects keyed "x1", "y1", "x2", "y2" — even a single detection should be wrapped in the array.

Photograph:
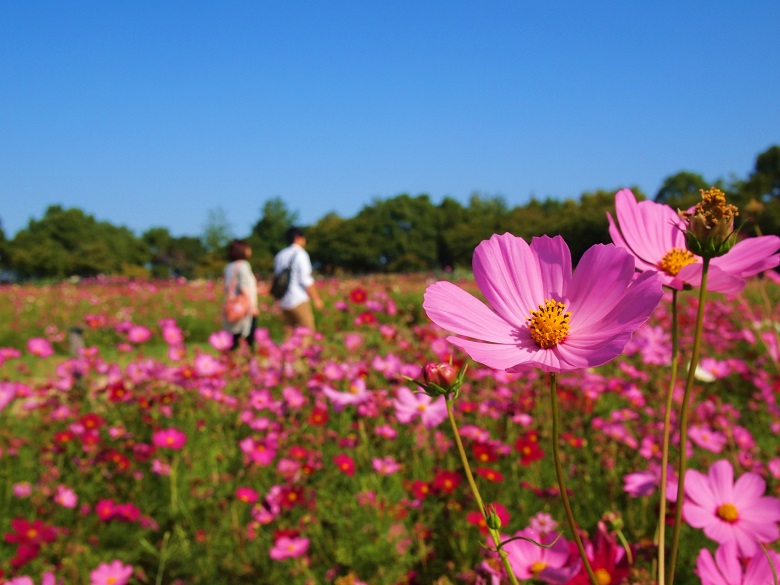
[
  {"x1": 711, "y1": 235, "x2": 780, "y2": 278},
  {"x1": 678, "y1": 263, "x2": 745, "y2": 295},
  {"x1": 423, "y1": 281, "x2": 518, "y2": 344},
  {"x1": 696, "y1": 547, "x2": 731, "y2": 585},
  {"x1": 683, "y1": 502, "x2": 715, "y2": 529},
  {"x1": 447, "y1": 337, "x2": 530, "y2": 371},
  {"x1": 732, "y1": 472, "x2": 767, "y2": 505},
  {"x1": 529, "y1": 235, "x2": 572, "y2": 301},
  {"x1": 472, "y1": 233, "x2": 542, "y2": 329},
  {"x1": 708, "y1": 460, "x2": 735, "y2": 503},
  {"x1": 714, "y1": 542, "x2": 743, "y2": 584},
  {"x1": 567, "y1": 244, "x2": 638, "y2": 329},
  {"x1": 684, "y1": 468, "x2": 717, "y2": 509}
]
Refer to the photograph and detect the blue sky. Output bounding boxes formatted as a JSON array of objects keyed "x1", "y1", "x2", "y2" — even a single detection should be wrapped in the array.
[{"x1": 2, "y1": 1, "x2": 779, "y2": 239}]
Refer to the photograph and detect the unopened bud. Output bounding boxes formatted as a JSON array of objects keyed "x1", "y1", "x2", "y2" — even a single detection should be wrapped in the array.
[
  {"x1": 485, "y1": 505, "x2": 502, "y2": 530},
  {"x1": 423, "y1": 363, "x2": 458, "y2": 388}
]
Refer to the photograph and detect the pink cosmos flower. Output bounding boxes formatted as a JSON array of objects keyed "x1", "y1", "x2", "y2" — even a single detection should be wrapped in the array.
[
  {"x1": 151, "y1": 428, "x2": 188, "y2": 450},
  {"x1": 333, "y1": 453, "x2": 356, "y2": 476},
  {"x1": 208, "y1": 330, "x2": 233, "y2": 351},
  {"x1": 423, "y1": 234, "x2": 663, "y2": 373},
  {"x1": 392, "y1": 386, "x2": 448, "y2": 428},
  {"x1": 688, "y1": 425, "x2": 728, "y2": 453},
  {"x1": 696, "y1": 541, "x2": 780, "y2": 585},
  {"x1": 89, "y1": 560, "x2": 134, "y2": 585},
  {"x1": 127, "y1": 325, "x2": 151, "y2": 344},
  {"x1": 502, "y1": 527, "x2": 579, "y2": 583},
  {"x1": 235, "y1": 487, "x2": 259, "y2": 504},
  {"x1": 54, "y1": 485, "x2": 78, "y2": 508},
  {"x1": 372, "y1": 456, "x2": 401, "y2": 475},
  {"x1": 269, "y1": 536, "x2": 310, "y2": 560},
  {"x1": 684, "y1": 459, "x2": 780, "y2": 556},
  {"x1": 322, "y1": 378, "x2": 371, "y2": 412},
  {"x1": 27, "y1": 338, "x2": 54, "y2": 358},
  {"x1": 608, "y1": 188, "x2": 780, "y2": 294}
]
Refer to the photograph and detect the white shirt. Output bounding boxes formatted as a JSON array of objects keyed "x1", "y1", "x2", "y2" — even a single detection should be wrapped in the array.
[{"x1": 273, "y1": 243, "x2": 314, "y2": 310}]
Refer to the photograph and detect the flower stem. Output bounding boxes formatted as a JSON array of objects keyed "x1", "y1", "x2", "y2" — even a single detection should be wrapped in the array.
[
  {"x1": 446, "y1": 397, "x2": 519, "y2": 585},
  {"x1": 667, "y1": 258, "x2": 710, "y2": 585},
  {"x1": 549, "y1": 373, "x2": 598, "y2": 585},
  {"x1": 657, "y1": 288, "x2": 679, "y2": 585}
]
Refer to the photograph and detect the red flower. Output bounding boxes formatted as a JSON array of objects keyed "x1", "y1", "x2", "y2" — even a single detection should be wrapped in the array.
[
  {"x1": 349, "y1": 287, "x2": 368, "y2": 304},
  {"x1": 279, "y1": 485, "x2": 305, "y2": 510},
  {"x1": 567, "y1": 527, "x2": 631, "y2": 585},
  {"x1": 515, "y1": 432, "x2": 544, "y2": 465},
  {"x1": 476, "y1": 467, "x2": 504, "y2": 483},
  {"x1": 80, "y1": 412, "x2": 105, "y2": 430},
  {"x1": 4, "y1": 518, "x2": 57, "y2": 546},
  {"x1": 432, "y1": 470, "x2": 461, "y2": 495},
  {"x1": 472, "y1": 442, "x2": 498, "y2": 464},
  {"x1": 410, "y1": 480, "x2": 432, "y2": 500},
  {"x1": 308, "y1": 407, "x2": 329, "y2": 426},
  {"x1": 333, "y1": 454, "x2": 356, "y2": 477}
]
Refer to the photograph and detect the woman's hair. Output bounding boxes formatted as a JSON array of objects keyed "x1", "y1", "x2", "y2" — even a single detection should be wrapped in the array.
[{"x1": 227, "y1": 239, "x2": 251, "y2": 262}]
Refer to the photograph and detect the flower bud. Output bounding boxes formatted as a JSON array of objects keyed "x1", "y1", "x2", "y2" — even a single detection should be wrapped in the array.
[
  {"x1": 485, "y1": 505, "x2": 502, "y2": 531},
  {"x1": 423, "y1": 363, "x2": 458, "y2": 388},
  {"x1": 679, "y1": 188, "x2": 738, "y2": 258}
]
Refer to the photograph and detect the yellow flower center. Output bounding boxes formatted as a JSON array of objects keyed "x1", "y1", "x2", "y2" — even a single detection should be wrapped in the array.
[
  {"x1": 349, "y1": 384, "x2": 360, "y2": 394},
  {"x1": 107, "y1": 578, "x2": 117, "y2": 585},
  {"x1": 717, "y1": 503, "x2": 739, "y2": 523},
  {"x1": 527, "y1": 299, "x2": 571, "y2": 348},
  {"x1": 530, "y1": 561, "x2": 548, "y2": 574},
  {"x1": 417, "y1": 404, "x2": 427, "y2": 412},
  {"x1": 659, "y1": 247, "x2": 697, "y2": 276},
  {"x1": 594, "y1": 568, "x2": 612, "y2": 585}
]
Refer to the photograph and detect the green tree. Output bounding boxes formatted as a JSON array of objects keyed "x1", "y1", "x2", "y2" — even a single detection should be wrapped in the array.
[
  {"x1": 8, "y1": 206, "x2": 149, "y2": 279},
  {"x1": 654, "y1": 171, "x2": 713, "y2": 208},
  {"x1": 248, "y1": 198, "x2": 299, "y2": 273},
  {"x1": 201, "y1": 207, "x2": 234, "y2": 253}
]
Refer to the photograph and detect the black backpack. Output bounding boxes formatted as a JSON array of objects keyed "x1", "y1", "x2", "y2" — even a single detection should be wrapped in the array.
[{"x1": 270, "y1": 254, "x2": 295, "y2": 300}]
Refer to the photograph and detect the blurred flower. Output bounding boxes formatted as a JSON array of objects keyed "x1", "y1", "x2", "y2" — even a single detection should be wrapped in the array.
[
  {"x1": 432, "y1": 470, "x2": 461, "y2": 495},
  {"x1": 152, "y1": 427, "x2": 187, "y2": 450},
  {"x1": 423, "y1": 234, "x2": 662, "y2": 373},
  {"x1": 208, "y1": 330, "x2": 233, "y2": 351},
  {"x1": 89, "y1": 560, "x2": 133, "y2": 585},
  {"x1": 127, "y1": 325, "x2": 151, "y2": 344},
  {"x1": 696, "y1": 541, "x2": 780, "y2": 585},
  {"x1": 235, "y1": 487, "x2": 259, "y2": 504},
  {"x1": 688, "y1": 425, "x2": 728, "y2": 454},
  {"x1": 26, "y1": 338, "x2": 54, "y2": 358},
  {"x1": 333, "y1": 454, "x2": 356, "y2": 477},
  {"x1": 54, "y1": 485, "x2": 78, "y2": 509},
  {"x1": 467, "y1": 503, "x2": 510, "y2": 535},
  {"x1": 392, "y1": 386, "x2": 447, "y2": 428},
  {"x1": 269, "y1": 535, "x2": 309, "y2": 560},
  {"x1": 372, "y1": 456, "x2": 401, "y2": 475}
]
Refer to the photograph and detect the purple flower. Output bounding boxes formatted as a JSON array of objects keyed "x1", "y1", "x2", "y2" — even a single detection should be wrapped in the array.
[{"x1": 392, "y1": 386, "x2": 448, "y2": 428}]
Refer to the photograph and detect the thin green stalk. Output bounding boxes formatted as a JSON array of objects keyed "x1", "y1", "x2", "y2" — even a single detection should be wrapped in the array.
[
  {"x1": 549, "y1": 373, "x2": 598, "y2": 585},
  {"x1": 446, "y1": 398, "x2": 519, "y2": 585},
  {"x1": 657, "y1": 288, "x2": 680, "y2": 585},
  {"x1": 667, "y1": 258, "x2": 710, "y2": 585}
]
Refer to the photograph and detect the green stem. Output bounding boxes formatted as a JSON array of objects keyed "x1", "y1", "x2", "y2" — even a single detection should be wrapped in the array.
[
  {"x1": 667, "y1": 258, "x2": 710, "y2": 585},
  {"x1": 446, "y1": 398, "x2": 519, "y2": 585},
  {"x1": 657, "y1": 288, "x2": 680, "y2": 585},
  {"x1": 549, "y1": 373, "x2": 598, "y2": 585}
]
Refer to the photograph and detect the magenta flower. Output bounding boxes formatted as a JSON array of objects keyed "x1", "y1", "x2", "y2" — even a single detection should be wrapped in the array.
[
  {"x1": 322, "y1": 378, "x2": 371, "y2": 411},
  {"x1": 423, "y1": 234, "x2": 663, "y2": 373},
  {"x1": 684, "y1": 459, "x2": 780, "y2": 556},
  {"x1": 26, "y1": 338, "x2": 54, "y2": 358},
  {"x1": 208, "y1": 330, "x2": 233, "y2": 351},
  {"x1": 696, "y1": 541, "x2": 780, "y2": 585},
  {"x1": 152, "y1": 427, "x2": 188, "y2": 450},
  {"x1": 688, "y1": 425, "x2": 727, "y2": 454},
  {"x1": 89, "y1": 559, "x2": 133, "y2": 585},
  {"x1": 372, "y1": 456, "x2": 401, "y2": 475},
  {"x1": 608, "y1": 188, "x2": 780, "y2": 294},
  {"x1": 126, "y1": 325, "x2": 151, "y2": 344},
  {"x1": 392, "y1": 386, "x2": 448, "y2": 428},
  {"x1": 269, "y1": 535, "x2": 310, "y2": 560},
  {"x1": 502, "y1": 527, "x2": 579, "y2": 583}
]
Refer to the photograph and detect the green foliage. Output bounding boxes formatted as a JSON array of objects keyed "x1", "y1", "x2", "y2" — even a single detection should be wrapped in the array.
[{"x1": 6, "y1": 145, "x2": 779, "y2": 279}]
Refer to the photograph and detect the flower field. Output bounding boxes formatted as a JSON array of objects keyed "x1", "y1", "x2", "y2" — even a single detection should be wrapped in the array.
[{"x1": 1, "y1": 267, "x2": 780, "y2": 584}]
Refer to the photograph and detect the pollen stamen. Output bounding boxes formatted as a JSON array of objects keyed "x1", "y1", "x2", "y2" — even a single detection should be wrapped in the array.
[
  {"x1": 659, "y1": 247, "x2": 697, "y2": 276},
  {"x1": 717, "y1": 502, "x2": 739, "y2": 523},
  {"x1": 527, "y1": 299, "x2": 571, "y2": 348}
]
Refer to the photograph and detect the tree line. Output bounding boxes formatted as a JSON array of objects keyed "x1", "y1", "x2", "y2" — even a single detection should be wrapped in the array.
[{"x1": 1, "y1": 145, "x2": 779, "y2": 281}]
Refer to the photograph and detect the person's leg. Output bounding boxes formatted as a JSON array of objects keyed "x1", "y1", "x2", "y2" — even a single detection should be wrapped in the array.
[
  {"x1": 231, "y1": 332, "x2": 241, "y2": 350},
  {"x1": 247, "y1": 317, "x2": 257, "y2": 349}
]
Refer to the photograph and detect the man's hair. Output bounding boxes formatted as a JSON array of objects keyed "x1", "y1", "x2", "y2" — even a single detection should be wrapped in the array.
[
  {"x1": 285, "y1": 226, "x2": 305, "y2": 245},
  {"x1": 227, "y1": 239, "x2": 250, "y2": 261}
]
